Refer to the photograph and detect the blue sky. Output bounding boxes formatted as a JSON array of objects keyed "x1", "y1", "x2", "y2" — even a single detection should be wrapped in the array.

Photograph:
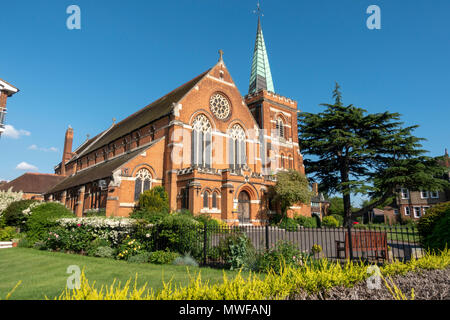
[{"x1": 1, "y1": 1, "x2": 449, "y2": 197}]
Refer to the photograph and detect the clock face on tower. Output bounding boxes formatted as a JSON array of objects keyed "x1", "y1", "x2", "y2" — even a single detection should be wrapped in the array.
[{"x1": 209, "y1": 93, "x2": 231, "y2": 120}]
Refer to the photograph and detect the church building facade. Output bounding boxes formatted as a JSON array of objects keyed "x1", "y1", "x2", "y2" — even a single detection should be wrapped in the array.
[{"x1": 45, "y1": 17, "x2": 311, "y2": 225}]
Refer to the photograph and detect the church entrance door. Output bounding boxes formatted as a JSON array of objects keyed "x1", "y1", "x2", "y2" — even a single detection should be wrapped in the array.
[{"x1": 237, "y1": 191, "x2": 251, "y2": 224}]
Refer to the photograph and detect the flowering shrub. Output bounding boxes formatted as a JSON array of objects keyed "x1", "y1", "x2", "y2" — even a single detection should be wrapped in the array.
[
  {"x1": 0, "y1": 188, "x2": 23, "y2": 215},
  {"x1": 56, "y1": 217, "x2": 142, "y2": 246},
  {"x1": 117, "y1": 235, "x2": 144, "y2": 260},
  {"x1": 311, "y1": 244, "x2": 322, "y2": 255}
]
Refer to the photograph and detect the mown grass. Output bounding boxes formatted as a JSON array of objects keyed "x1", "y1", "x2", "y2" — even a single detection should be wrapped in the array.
[{"x1": 0, "y1": 248, "x2": 244, "y2": 300}]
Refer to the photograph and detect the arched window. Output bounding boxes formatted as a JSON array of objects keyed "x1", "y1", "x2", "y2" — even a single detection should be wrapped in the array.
[
  {"x1": 276, "y1": 117, "x2": 285, "y2": 139},
  {"x1": 134, "y1": 168, "x2": 152, "y2": 201},
  {"x1": 212, "y1": 192, "x2": 218, "y2": 209},
  {"x1": 229, "y1": 124, "x2": 247, "y2": 170},
  {"x1": 203, "y1": 191, "x2": 209, "y2": 209},
  {"x1": 281, "y1": 154, "x2": 285, "y2": 169},
  {"x1": 192, "y1": 115, "x2": 212, "y2": 168}
]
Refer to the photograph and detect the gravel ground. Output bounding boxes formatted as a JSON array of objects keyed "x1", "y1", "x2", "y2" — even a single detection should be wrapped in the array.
[{"x1": 292, "y1": 268, "x2": 450, "y2": 300}]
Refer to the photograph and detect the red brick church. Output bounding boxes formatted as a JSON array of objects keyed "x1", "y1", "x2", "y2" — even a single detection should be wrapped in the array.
[{"x1": 45, "y1": 17, "x2": 312, "y2": 225}]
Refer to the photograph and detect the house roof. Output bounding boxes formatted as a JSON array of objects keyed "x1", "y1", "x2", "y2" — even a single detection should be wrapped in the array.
[
  {"x1": 0, "y1": 173, "x2": 65, "y2": 194},
  {"x1": 0, "y1": 77, "x2": 19, "y2": 95},
  {"x1": 46, "y1": 142, "x2": 160, "y2": 194},
  {"x1": 71, "y1": 69, "x2": 210, "y2": 160}
]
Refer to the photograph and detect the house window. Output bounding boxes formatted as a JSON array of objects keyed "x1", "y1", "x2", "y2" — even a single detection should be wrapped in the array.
[
  {"x1": 134, "y1": 169, "x2": 152, "y2": 201},
  {"x1": 203, "y1": 191, "x2": 209, "y2": 209},
  {"x1": 229, "y1": 124, "x2": 247, "y2": 170},
  {"x1": 404, "y1": 207, "x2": 410, "y2": 216},
  {"x1": 280, "y1": 154, "x2": 285, "y2": 169},
  {"x1": 394, "y1": 209, "x2": 399, "y2": 215},
  {"x1": 430, "y1": 191, "x2": 439, "y2": 199},
  {"x1": 413, "y1": 207, "x2": 421, "y2": 218},
  {"x1": 181, "y1": 187, "x2": 189, "y2": 210},
  {"x1": 212, "y1": 192, "x2": 218, "y2": 209},
  {"x1": 420, "y1": 191, "x2": 429, "y2": 199},
  {"x1": 401, "y1": 188, "x2": 409, "y2": 199},
  {"x1": 192, "y1": 115, "x2": 212, "y2": 168}
]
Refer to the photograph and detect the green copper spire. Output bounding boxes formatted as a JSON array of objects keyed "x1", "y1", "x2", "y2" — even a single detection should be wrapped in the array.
[{"x1": 249, "y1": 16, "x2": 275, "y2": 94}]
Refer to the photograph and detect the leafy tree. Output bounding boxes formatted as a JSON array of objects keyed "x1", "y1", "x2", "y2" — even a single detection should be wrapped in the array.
[
  {"x1": 299, "y1": 83, "x2": 449, "y2": 226},
  {"x1": 269, "y1": 170, "x2": 312, "y2": 217},
  {"x1": 138, "y1": 186, "x2": 169, "y2": 213},
  {"x1": 327, "y1": 197, "x2": 345, "y2": 216}
]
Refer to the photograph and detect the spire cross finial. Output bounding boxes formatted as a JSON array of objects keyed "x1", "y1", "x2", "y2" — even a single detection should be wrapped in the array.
[
  {"x1": 218, "y1": 49, "x2": 224, "y2": 62},
  {"x1": 253, "y1": 1, "x2": 264, "y2": 18}
]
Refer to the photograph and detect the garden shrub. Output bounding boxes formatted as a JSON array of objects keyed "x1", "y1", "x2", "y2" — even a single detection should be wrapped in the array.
[
  {"x1": 127, "y1": 252, "x2": 151, "y2": 264},
  {"x1": 329, "y1": 214, "x2": 344, "y2": 226},
  {"x1": 138, "y1": 186, "x2": 169, "y2": 213},
  {"x1": 294, "y1": 215, "x2": 317, "y2": 228},
  {"x1": 322, "y1": 216, "x2": 340, "y2": 228},
  {"x1": 278, "y1": 217, "x2": 298, "y2": 231},
  {"x1": 194, "y1": 214, "x2": 220, "y2": 229},
  {"x1": 130, "y1": 209, "x2": 168, "y2": 224},
  {"x1": 17, "y1": 237, "x2": 32, "y2": 248},
  {"x1": 424, "y1": 214, "x2": 450, "y2": 251},
  {"x1": 217, "y1": 233, "x2": 256, "y2": 270},
  {"x1": 148, "y1": 250, "x2": 180, "y2": 264},
  {"x1": 256, "y1": 240, "x2": 304, "y2": 273},
  {"x1": 0, "y1": 227, "x2": 17, "y2": 241},
  {"x1": 417, "y1": 202, "x2": 450, "y2": 248},
  {"x1": 268, "y1": 213, "x2": 283, "y2": 226},
  {"x1": 93, "y1": 246, "x2": 115, "y2": 259},
  {"x1": 55, "y1": 249, "x2": 450, "y2": 300},
  {"x1": 26, "y1": 203, "x2": 74, "y2": 242},
  {"x1": 116, "y1": 235, "x2": 144, "y2": 260},
  {"x1": 83, "y1": 209, "x2": 106, "y2": 217},
  {"x1": 173, "y1": 253, "x2": 199, "y2": 267},
  {"x1": 2, "y1": 200, "x2": 37, "y2": 228},
  {"x1": 153, "y1": 213, "x2": 202, "y2": 258},
  {"x1": 86, "y1": 238, "x2": 112, "y2": 256}
]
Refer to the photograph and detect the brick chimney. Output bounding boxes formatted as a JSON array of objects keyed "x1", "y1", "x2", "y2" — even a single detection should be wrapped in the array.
[
  {"x1": 312, "y1": 183, "x2": 319, "y2": 196},
  {"x1": 60, "y1": 126, "x2": 74, "y2": 176}
]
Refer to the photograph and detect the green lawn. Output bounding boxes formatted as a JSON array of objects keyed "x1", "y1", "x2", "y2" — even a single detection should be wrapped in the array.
[{"x1": 0, "y1": 248, "x2": 239, "y2": 300}]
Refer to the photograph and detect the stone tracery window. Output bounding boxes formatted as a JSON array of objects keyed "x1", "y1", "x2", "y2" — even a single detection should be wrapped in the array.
[
  {"x1": 192, "y1": 114, "x2": 212, "y2": 168},
  {"x1": 228, "y1": 124, "x2": 247, "y2": 170},
  {"x1": 209, "y1": 93, "x2": 231, "y2": 120},
  {"x1": 134, "y1": 168, "x2": 152, "y2": 201}
]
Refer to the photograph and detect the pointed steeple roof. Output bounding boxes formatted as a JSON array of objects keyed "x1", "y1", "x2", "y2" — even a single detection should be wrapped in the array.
[{"x1": 249, "y1": 16, "x2": 275, "y2": 94}]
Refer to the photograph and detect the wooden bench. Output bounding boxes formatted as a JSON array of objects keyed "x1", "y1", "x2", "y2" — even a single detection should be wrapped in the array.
[{"x1": 335, "y1": 230, "x2": 388, "y2": 261}]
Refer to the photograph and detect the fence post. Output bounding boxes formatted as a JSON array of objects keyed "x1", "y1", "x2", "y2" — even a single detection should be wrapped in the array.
[
  {"x1": 203, "y1": 224, "x2": 207, "y2": 265},
  {"x1": 347, "y1": 224, "x2": 354, "y2": 260},
  {"x1": 265, "y1": 224, "x2": 269, "y2": 251}
]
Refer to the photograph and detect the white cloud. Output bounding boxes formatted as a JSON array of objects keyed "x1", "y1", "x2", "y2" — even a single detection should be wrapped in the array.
[
  {"x1": 15, "y1": 162, "x2": 38, "y2": 171},
  {"x1": 28, "y1": 144, "x2": 58, "y2": 152},
  {"x1": 3, "y1": 125, "x2": 31, "y2": 139},
  {"x1": 28, "y1": 144, "x2": 38, "y2": 150}
]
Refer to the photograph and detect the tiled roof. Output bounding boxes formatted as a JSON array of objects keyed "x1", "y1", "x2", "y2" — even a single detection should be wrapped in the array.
[
  {"x1": 73, "y1": 70, "x2": 210, "y2": 159},
  {"x1": 0, "y1": 173, "x2": 65, "y2": 194},
  {"x1": 46, "y1": 143, "x2": 159, "y2": 194}
]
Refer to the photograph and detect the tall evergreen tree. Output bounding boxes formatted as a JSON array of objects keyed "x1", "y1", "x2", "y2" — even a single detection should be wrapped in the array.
[{"x1": 298, "y1": 83, "x2": 449, "y2": 226}]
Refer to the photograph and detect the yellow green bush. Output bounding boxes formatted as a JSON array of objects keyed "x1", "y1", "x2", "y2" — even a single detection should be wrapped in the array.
[{"x1": 50, "y1": 248, "x2": 449, "y2": 300}]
